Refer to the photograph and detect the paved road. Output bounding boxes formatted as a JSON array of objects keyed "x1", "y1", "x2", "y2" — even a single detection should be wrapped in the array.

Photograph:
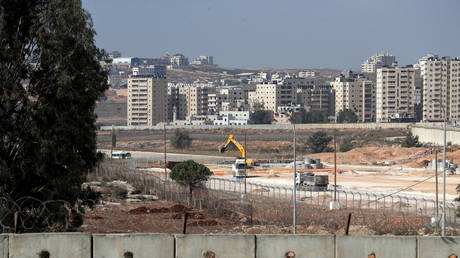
[{"x1": 99, "y1": 149, "x2": 234, "y2": 164}]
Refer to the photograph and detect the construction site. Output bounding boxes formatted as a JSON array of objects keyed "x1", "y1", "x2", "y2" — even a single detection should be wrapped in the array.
[
  {"x1": 91, "y1": 126, "x2": 460, "y2": 236},
  {"x1": 97, "y1": 127, "x2": 460, "y2": 200}
]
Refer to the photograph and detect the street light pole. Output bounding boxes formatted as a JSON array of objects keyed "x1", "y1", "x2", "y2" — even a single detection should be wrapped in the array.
[
  {"x1": 244, "y1": 132, "x2": 247, "y2": 194},
  {"x1": 293, "y1": 122, "x2": 296, "y2": 234},
  {"x1": 435, "y1": 97, "x2": 448, "y2": 236},
  {"x1": 334, "y1": 129, "x2": 337, "y2": 202},
  {"x1": 442, "y1": 119, "x2": 447, "y2": 236},
  {"x1": 435, "y1": 150, "x2": 439, "y2": 217},
  {"x1": 164, "y1": 124, "x2": 167, "y2": 181}
]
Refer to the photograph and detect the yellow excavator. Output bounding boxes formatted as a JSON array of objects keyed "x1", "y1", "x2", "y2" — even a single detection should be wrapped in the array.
[{"x1": 219, "y1": 134, "x2": 259, "y2": 177}]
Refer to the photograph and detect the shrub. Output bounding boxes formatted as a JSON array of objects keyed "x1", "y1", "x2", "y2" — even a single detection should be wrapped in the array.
[
  {"x1": 171, "y1": 129, "x2": 192, "y2": 149},
  {"x1": 337, "y1": 109, "x2": 358, "y2": 123},
  {"x1": 306, "y1": 132, "x2": 333, "y2": 153},
  {"x1": 339, "y1": 137, "x2": 354, "y2": 152},
  {"x1": 401, "y1": 131, "x2": 422, "y2": 147},
  {"x1": 250, "y1": 110, "x2": 273, "y2": 124}
]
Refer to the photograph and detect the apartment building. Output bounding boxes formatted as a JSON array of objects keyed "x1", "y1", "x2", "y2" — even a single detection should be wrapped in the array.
[
  {"x1": 132, "y1": 66, "x2": 166, "y2": 77},
  {"x1": 168, "y1": 84, "x2": 215, "y2": 121},
  {"x1": 298, "y1": 70, "x2": 319, "y2": 78},
  {"x1": 256, "y1": 83, "x2": 295, "y2": 112},
  {"x1": 419, "y1": 55, "x2": 460, "y2": 122},
  {"x1": 207, "y1": 93, "x2": 219, "y2": 115},
  {"x1": 296, "y1": 85, "x2": 335, "y2": 117},
  {"x1": 127, "y1": 75, "x2": 167, "y2": 126},
  {"x1": 190, "y1": 56, "x2": 214, "y2": 65},
  {"x1": 376, "y1": 67, "x2": 419, "y2": 122},
  {"x1": 362, "y1": 53, "x2": 397, "y2": 73},
  {"x1": 169, "y1": 54, "x2": 189, "y2": 68},
  {"x1": 331, "y1": 71, "x2": 375, "y2": 122}
]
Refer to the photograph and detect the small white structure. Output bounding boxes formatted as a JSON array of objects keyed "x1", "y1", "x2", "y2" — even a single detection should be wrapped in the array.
[
  {"x1": 172, "y1": 115, "x2": 212, "y2": 126},
  {"x1": 214, "y1": 113, "x2": 248, "y2": 126}
]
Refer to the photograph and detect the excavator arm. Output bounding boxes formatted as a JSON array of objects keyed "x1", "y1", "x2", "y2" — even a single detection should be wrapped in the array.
[{"x1": 219, "y1": 134, "x2": 246, "y2": 158}]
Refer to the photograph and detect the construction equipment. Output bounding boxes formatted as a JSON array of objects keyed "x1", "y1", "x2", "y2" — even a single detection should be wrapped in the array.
[
  {"x1": 295, "y1": 171, "x2": 329, "y2": 191},
  {"x1": 219, "y1": 134, "x2": 259, "y2": 177}
]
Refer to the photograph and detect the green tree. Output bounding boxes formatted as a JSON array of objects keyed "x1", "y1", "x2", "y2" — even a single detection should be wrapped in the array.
[
  {"x1": 171, "y1": 129, "x2": 193, "y2": 149},
  {"x1": 302, "y1": 110, "x2": 328, "y2": 123},
  {"x1": 339, "y1": 137, "x2": 354, "y2": 152},
  {"x1": 0, "y1": 0, "x2": 108, "y2": 232},
  {"x1": 169, "y1": 160, "x2": 213, "y2": 205},
  {"x1": 250, "y1": 110, "x2": 273, "y2": 124},
  {"x1": 337, "y1": 109, "x2": 359, "y2": 123},
  {"x1": 306, "y1": 132, "x2": 333, "y2": 153},
  {"x1": 401, "y1": 131, "x2": 422, "y2": 148}
]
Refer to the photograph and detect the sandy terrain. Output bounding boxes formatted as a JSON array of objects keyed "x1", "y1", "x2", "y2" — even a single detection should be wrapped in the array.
[{"x1": 208, "y1": 162, "x2": 460, "y2": 201}]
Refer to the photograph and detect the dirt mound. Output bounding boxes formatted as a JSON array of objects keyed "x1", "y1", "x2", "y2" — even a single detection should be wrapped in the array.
[
  {"x1": 188, "y1": 219, "x2": 219, "y2": 227},
  {"x1": 188, "y1": 212, "x2": 205, "y2": 219},
  {"x1": 129, "y1": 206, "x2": 155, "y2": 214},
  {"x1": 405, "y1": 159, "x2": 431, "y2": 168},
  {"x1": 129, "y1": 204, "x2": 189, "y2": 215},
  {"x1": 169, "y1": 204, "x2": 188, "y2": 213},
  {"x1": 172, "y1": 212, "x2": 205, "y2": 220},
  {"x1": 404, "y1": 148, "x2": 460, "y2": 168},
  {"x1": 86, "y1": 215, "x2": 104, "y2": 220}
]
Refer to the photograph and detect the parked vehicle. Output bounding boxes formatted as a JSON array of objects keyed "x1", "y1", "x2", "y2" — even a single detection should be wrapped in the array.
[{"x1": 111, "y1": 151, "x2": 132, "y2": 159}]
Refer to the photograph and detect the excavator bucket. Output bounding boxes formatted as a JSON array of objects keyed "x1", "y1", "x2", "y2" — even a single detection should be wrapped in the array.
[{"x1": 218, "y1": 145, "x2": 226, "y2": 153}]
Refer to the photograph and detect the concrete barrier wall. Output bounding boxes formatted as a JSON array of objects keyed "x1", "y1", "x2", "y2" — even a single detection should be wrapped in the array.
[
  {"x1": 175, "y1": 234, "x2": 255, "y2": 258},
  {"x1": 2, "y1": 233, "x2": 460, "y2": 257},
  {"x1": 9, "y1": 233, "x2": 91, "y2": 258},
  {"x1": 0, "y1": 235, "x2": 6, "y2": 258},
  {"x1": 412, "y1": 126, "x2": 460, "y2": 145},
  {"x1": 256, "y1": 234, "x2": 334, "y2": 258},
  {"x1": 93, "y1": 233, "x2": 174, "y2": 258},
  {"x1": 101, "y1": 122, "x2": 415, "y2": 131},
  {"x1": 418, "y1": 236, "x2": 460, "y2": 258},
  {"x1": 336, "y1": 236, "x2": 417, "y2": 258}
]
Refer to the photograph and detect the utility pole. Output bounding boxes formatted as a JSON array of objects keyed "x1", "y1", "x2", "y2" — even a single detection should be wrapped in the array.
[
  {"x1": 244, "y1": 131, "x2": 247, "y2": 194},
  {"x1": 164, "y1": 124, "x2": 167, "y2": 181},
  {"x1": 334, "y1": 129, "x2": 337, "y2": 202},
  {"x1": 435, "y1": 150, "x2": 439, "y2": 217},
  {"x1": 435, "y1": 97, "x2": 447, "y2": 236},
  {"x1": 110, "y1": 125, "x2": 115, "y2": 162},
  {"x1": 293, "y1": 122, "x2": 296, "y2": 234},
  {"x1": 442, "y1": 119, "x2": 447, "y2": 237}
]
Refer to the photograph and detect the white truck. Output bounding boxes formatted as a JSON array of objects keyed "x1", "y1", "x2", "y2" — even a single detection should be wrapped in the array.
[{"x1": 232, "y1": 158, "x2": 247, "y2": 177}]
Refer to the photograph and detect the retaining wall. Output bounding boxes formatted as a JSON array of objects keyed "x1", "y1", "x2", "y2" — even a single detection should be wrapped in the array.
[
  {"x1": 1, "y1": 233, "x2": 460, "y2": 257},
  {"x1": 412, "y1": 125, "x2": 460, "y2": 146},
  {"x1": 101, "y1": 122, "x2": 415, "y2": 131}
]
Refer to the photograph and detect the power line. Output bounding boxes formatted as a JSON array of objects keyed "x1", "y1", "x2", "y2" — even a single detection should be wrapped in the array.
[{"x1": 363, "y1": 171, "x2": 442, "y2": 205}]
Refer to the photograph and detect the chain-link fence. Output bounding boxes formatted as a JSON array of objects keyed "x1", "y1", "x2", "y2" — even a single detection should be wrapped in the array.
[{"x1": 90, "y1": 161, "x2": 458, "y2": 235}]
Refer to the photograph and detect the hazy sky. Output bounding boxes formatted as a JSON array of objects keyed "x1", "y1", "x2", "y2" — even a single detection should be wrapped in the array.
[{"x1": 82, "y1": 0, "x2": 460, "y2": 69}]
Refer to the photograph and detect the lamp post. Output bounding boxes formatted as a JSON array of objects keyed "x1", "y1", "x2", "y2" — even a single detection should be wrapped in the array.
[
  {"x1": 434, "y1": 98, "x2": 447, "y2": 237},
  {"x1": 442, "y1": 117, "x2": 446, "y2": 236},
  {"x1": 293, "y1": 122, "x2": 297, "y2": 234}
]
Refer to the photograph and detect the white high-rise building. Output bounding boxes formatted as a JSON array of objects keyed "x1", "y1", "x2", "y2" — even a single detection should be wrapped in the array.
[
  {"x1": 127, "y1": 75, "x2": 168, "y2": 126},
  {"x1": 419, "y1": 55, "x2": 460, "y2": 122},
  {"x1": 331, "y1": 71, "x2": 375, "y2": 122},
  {"x1": 376, "y1": 67, "x2": 419, "y2": 122},
  {"x1": 362, "y1": 53, "x2": 398, "y2": 73},
  {"x1": 256, "y1": 82, "x2": 295, "y2": 112}
]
